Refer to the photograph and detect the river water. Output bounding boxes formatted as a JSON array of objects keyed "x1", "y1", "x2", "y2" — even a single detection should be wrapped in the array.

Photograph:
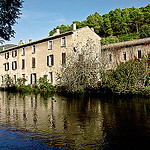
[{"x1": 0, "y1": 91, "x2": 150, "y2": 150}]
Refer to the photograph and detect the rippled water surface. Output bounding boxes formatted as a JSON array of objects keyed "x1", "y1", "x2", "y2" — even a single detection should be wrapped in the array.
[{"x1": 0, "y1": 91, "x2": 150, "y2": 149}]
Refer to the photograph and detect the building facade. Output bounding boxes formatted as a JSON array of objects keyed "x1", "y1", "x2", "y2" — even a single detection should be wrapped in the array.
[
  {"x1": 0, "y1": 23, "x2": 150, "y2": 87},
  {"x1": 101, "y1": 38, "x2": 150, "y2": 69},
  {"x1": 0, "y1": 24, "x2": 101, "y2": 86}
]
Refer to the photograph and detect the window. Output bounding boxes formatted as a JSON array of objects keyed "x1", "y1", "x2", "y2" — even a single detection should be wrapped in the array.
[
  {"x1": 5, "y1": 52, "x2": 9, "y2": 59},
  {"x1": 4, "y1": 62, "x2": 9, "y2": 71},
  {"x1": 138, "y1": 50, "x2": 142, "y2": 59},
  {"x1": 22, "y1": 59, "x2": 25, "y2": 69},
  {"x1": 14, "y1": 75, "x2": 16, "y2": 84},
  {"x1": 109, "y1": 54, "x2": 112, "y2": 62},
  {"x1": 22, "y1": 47, "x2": 25, "y2": 56},
  {"x1": 49, "y1": 72, "x2": 53, "y2": 83},
  {"x1": 62, "y1": 53, "x2": 66, "y2": 65},
  {"x1": 32, "y1": 57, "x2": 36, "y2": 68},
  {"x1": 123, "y1": 52, "x2": 126, "y2": 60},
  {"x1": 30, "y1": 73, "x2": 36, "y2": 84},
  {"x1": 12, "y1": 61, "x2": 17, "y2": 70},
  {"x1": 1, "y1": 76, "x2": 3, "y2": 83},
  {"x1": 22, "y1": 74, "x2": 25, "y2": 79},
  {"x1": 61, "y1": 37, "x2": 66, "y2": 46},
  {"x1": 47, "y1": 55, "x2": 54, "y2": 66},
  {"x1": 48, "y1": 41, "x2": 53, "y2": 50},
  {"x1": 73, "y1": 47, "x2": 77, "y2": 52},
  {"x1": 32, "y1": 45, "x2": 35, "y2": 54},
  {"x1": 12, "y1": 50, "x2": 17, "y2": 57}
]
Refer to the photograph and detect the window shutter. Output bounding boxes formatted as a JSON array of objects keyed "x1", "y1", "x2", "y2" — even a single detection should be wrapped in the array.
[
  {"x1": 52, "y1": 55, "x2": 54, "y2": 66},
  {"x1": 7, "y1": 52, "x2": 9, "y2": 59},
  {"x1": 47, "y1": 56, "x2": 49, "y2": 66},
  {"x1": 62, "y1": 53, "x2": 66, "y2": 65},
  {"x1": 30, "y1": 74, "x2": 32, "y2": 84},
  {"x1": 16, "y1": 61, "x2": 17, "y2": 69},
  {"x1": 8, "y1": 63, "x2": 9, "y2": 70},
  {"x1": 12, "y1": 62, "x2": 13, "y2": 70},
  {"x1": 5, "y1": 63, "x2": 6, "y2": 71},
  {"x1": 34, "y1": 74, "x2": 36, "y2": 83}
]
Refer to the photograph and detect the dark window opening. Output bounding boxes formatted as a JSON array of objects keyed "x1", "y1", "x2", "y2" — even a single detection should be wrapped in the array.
[
  {"x1": 62, "y1": 53, "x2": 66, "y2": 65},
  {"x1": 123, "y1": 52, "x2": 126, "y2": 60},
  {"x1": 138, "y1": 50, "x2": 142, "y2": 59},
  {"x1": 32, "y1": 57, "x2": 36, "y2": 68}
]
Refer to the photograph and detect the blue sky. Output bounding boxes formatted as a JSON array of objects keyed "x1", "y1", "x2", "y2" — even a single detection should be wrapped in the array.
[{"x1": 2, "y1": 0, "x2": 149, "y2": 45}]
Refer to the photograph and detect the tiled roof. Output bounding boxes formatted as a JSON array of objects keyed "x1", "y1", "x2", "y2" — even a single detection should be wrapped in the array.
[{"x1": 102, "y1": 37, "x2": 150, "y2": 50}]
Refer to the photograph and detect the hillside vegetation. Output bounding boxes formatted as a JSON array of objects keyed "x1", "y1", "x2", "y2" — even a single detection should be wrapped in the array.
[{"x1": 49, "y1": 4, "x2": 150, "y2": 45}]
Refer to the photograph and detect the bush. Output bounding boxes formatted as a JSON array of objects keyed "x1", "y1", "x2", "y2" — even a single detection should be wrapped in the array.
[{"x1": 102, "y1": 56, "x2": 150, "y2": 95}]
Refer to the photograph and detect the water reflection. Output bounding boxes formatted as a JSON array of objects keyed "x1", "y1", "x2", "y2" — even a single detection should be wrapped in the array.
[
  {"x1": 0, "y1": 92, "x2": 105, "y2": 149},
  {"x1": 0, "y1": 91, "x2": 150, "y2": 149}
]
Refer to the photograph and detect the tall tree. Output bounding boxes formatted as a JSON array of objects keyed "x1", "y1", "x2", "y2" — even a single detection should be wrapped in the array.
[
  {"x1": 87, "y1": 12, "x2": 104, "y2": 36},
  {"x1": 103, "y1": 14, "x2": 113, "y2": 36},
  {"x1": 129, "y1": 7, "x2": 144, "y2": 33},
  {"x1": 0, "y1": 0, "x2": 24, "y2": 43},
  {"x1": 109, "y1": 8, "x2": 123, "y2": 35},
  {"x1": 121, "y1": 8, "x2": 131, "y2": 35}
]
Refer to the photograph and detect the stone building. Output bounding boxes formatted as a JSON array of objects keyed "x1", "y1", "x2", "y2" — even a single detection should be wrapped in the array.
[
  {"x1": 0, "y1": 22, "x2": 150, "y2": 87},
  {"x1": 0, "y1": 23, "x2": 101, "y2": 86},
  {"x1": 101, "y1": 37, "x2": 150, "y2": 69}
]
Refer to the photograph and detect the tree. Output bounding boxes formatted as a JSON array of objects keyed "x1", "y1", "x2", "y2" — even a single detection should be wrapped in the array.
[
  {"x1": 103, "y1": 56, "x2": 150, "y2": 95},
  {"x1": 109, "y1": 8, "x2": 123, "y2": 35},
  {"x1": 121, "y1": 8, "x2": 131, "y2": 35},
  {"x1": 103, "y1": 14, "x2": 113, "y2": 36},
  {"x1": 129, "y1": 7, "x2": 144, "y2": 33},
  {"x1": 140, "y1": 24, "x2": 150, "y2": 38},
  {"x1": 56, "y1": 38, "x2": 102, "y2": 94},
  {"x1": 0, "y1": 0, "x2": 23, "y2": 43},
  {"x1": 87, "y1": 12, "x2": 104, "y2": 36}
]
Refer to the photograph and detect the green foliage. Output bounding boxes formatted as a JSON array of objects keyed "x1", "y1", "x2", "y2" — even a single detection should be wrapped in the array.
[
  {"x1": 102, "y1": 56, "x2": 150, "y2": 95},
  {"x1": 48, "y1": 4, "x2": 150, "y2": 44},
  {"x1": 0, "y1": 0, "x2": 24, "y2": 43},
  {"x1": 38, "y1": 75, "x2": 55, "y2": 93},
  {"x1": 140, "y1": 25, "x2": 150, "y2": 38},
  {"x1": 101, "y1": 36, "x2": 119, "y2": 45},
  {"x1": 118, "y1": 33, "x2": 140, "y2": 42},
  {"x1": 1, "y1": 75, "x2": 55, "y2": 94}
]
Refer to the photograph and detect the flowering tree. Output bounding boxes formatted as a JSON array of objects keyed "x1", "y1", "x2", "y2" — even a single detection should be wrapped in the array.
[{"x1": 57, "y1": 38, "x2": 102, "y2": 94}]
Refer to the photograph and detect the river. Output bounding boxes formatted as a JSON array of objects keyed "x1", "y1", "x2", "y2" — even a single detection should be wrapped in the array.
[{"x1": 0, "y1": 91, "x2": 150, "y2": 149}]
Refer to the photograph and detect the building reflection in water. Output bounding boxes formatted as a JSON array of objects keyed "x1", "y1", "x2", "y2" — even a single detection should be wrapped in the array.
[{"x1": 0, "y1": 91, "x2": 105, "y2": 149}]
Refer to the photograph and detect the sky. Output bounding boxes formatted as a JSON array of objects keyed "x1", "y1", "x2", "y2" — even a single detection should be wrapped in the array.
[{"x1": 1, "y1": 0, "x2": 150, "y2": 46}]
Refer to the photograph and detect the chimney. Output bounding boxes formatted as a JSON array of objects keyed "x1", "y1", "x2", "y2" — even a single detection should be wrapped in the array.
[
  {"x1": 53, "y1": 27, "x2": 60, "y2": 36},
  {"x1": 56, "y1": 28, "x2": 60, "y2": 35},
  {"x1": 73, "y1": 22, "x2": 76, "y2": 30},
  {"x1": 18, "y1": 40, "x2": 25, "y2": 45},
  {"x1": 18, "y1": 40, "x2": 23, "y2": 46},
  {"x1": 29, "y1": 39, "x2": 32, "y2": 42}
]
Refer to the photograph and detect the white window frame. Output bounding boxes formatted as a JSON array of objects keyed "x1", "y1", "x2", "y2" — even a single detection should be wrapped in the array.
[
  {"x1": 5, "y1": 52, "x2": 9, "y2": 59},
  {"x1": 61, "y1": 37, "x2": 66, "y2": 47},
  {"x1": 32, "y1": 45, "x2": 35, "y2": 54},
  {"x1": 123, "y1": 52, "x2": 126, "y2": 60},
  {"x1": 22, "y1": 47, "x2": 25, "y2": 56},
  {"x1": 47, "y1": 55, "x2": 54, "y2": 66},
  {"x1": 48, "y1": 40, "x2": 53, "y2": 50},
  {"x1": 12, "y1": 61, "x2": 17, "y2": 70}
]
